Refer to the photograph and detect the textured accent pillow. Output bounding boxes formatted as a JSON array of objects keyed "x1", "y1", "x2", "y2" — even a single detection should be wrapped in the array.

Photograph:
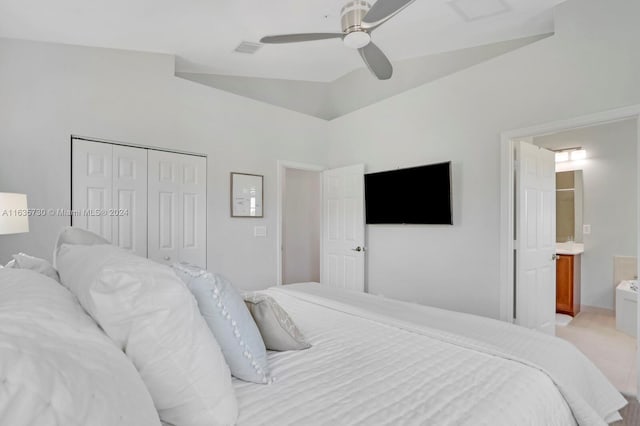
[
  {"x1": 10, "y1": 252, "x2": 60, "y2": 282},
  {"x1": 173, "y1": 263, "x2": 270, "y2": 384},
  {"x1": 244, "y1": 292, "x2": 311, "y2": 351},
  {"x1": 56, "y1": 244, "x2": 238, "y2": 426}
]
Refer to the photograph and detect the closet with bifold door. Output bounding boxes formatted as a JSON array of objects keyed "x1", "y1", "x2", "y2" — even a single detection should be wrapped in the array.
[{"x1": 71, "y1": 137, "x2": 207, "y2": 267}]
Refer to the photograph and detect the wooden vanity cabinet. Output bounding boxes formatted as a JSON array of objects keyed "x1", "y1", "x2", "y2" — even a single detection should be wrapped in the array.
[{"x1": 556, "y1": 254, "x2": 581, "y2": 316}]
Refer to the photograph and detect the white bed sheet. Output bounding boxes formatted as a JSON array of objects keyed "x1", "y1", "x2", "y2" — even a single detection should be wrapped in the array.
[{"x1": 232, "y1": 283, "x2": 622, "y2": 426}]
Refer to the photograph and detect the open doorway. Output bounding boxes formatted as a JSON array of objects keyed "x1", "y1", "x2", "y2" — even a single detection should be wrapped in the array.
[
  {"x1": 500, "y1": 105, "x2": 640, "y2": 399},
  {"x1": 534, "y1": 119, "x2": 638, "y2": 396},
  {"x1": 277, "y1": 161, "x2": 367, "y2": 290},
  {"x1": 277, "y1": 161, "x2": 324, "y2": 285},
  {"x1": 282, "y1": 168, "x2": 321, "y2": 284}
]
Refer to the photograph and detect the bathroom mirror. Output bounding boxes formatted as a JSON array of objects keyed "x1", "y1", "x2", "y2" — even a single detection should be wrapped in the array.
[{"x1": 556, "y1": 170, "x2": 584, "y2": 243}]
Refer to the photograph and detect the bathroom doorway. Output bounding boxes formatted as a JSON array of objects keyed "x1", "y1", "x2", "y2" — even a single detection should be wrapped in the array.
[{"x1": 531, "y1": 119, "x2": 638, "y2": 395}]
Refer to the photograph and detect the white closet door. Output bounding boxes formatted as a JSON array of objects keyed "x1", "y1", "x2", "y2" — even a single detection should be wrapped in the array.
[
  {"x1": 112, "y1": 145, "x2": 148, "y2": 256},
  {"x1": 148, "y1": 151, "x2": 206, "y2": 267},
  {"x1": 72, "y1": 140, "x2": 148, "y2": 255},
  {"x1": 72, "y1": 140, "x2": 113, "y2": 241},
  {"x1": 179, "y1": 155, "x2": 207, "y2": 267}
]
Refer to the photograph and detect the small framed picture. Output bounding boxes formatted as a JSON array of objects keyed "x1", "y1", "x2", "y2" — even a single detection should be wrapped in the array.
[{"x1": 230, "y1": 172, "x2": 263, "y2": 218}]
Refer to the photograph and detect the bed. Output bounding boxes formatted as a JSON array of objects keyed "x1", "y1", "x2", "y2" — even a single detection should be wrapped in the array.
[
  {"x1": 0, "y1": 237, "x2": 628, "y2": 426},
  {"x1": 231, "y1": 284, "x2": 626, "y2": 426}
]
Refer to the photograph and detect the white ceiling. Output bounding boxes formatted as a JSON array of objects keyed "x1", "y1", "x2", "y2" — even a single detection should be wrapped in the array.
[
  {"x1": 178, "y1": 33, "x2": 551, "y2": 120},
  {"x1": 0, "y1": 0, "x2": 566, "y2": 82}
]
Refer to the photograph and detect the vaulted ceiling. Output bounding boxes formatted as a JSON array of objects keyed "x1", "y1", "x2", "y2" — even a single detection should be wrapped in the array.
[{"x1": 0, "y1": 0, "x2": 566, "y2": 118}]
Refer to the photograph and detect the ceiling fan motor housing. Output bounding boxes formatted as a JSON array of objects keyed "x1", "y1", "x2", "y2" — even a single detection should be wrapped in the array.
[
  {"x1": 341, "y1": 0, "x2": 371, "y2": 32},
  {"x1": 341, "y1": 0, "x2": 372, "y2": 49}
]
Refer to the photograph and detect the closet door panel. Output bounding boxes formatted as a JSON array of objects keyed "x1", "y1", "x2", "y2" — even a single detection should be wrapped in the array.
[
  {"x1": 72, "y1": 140, "x2": 113, "y2": 241},
  {"x1": 179, "y1": 155, "x2": 207, "y2": 268},
  {"x1": 148, "y1": 151, "x2": 181, "y2": 266},
  {"x1": 112, "y1": 145, "x2": 148, "y2": 256}
]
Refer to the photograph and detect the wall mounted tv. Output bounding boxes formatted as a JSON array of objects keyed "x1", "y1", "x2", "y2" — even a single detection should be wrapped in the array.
[{"x1": 364, "y1": 161, "x2": 452, "y2": 225}]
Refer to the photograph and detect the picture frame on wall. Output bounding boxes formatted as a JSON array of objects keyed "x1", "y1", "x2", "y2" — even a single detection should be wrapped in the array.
[{"x1": 230, "y1": 172, "x2": 263, "y2": 218}]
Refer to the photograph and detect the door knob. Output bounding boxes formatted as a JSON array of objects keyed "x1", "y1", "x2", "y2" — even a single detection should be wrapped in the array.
[
  {"x1": 551, "y1": 254, "x2": 557, "y2": 261},
  {"x1": 352, "y1": 246, "x2": 364, "y2": 252}
]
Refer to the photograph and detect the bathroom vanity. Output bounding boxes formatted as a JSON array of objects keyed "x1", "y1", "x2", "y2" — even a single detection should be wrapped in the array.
[
  {"x1": 556, "y1": 243, "x2": 583, "y2": 316},
  {"x1": 555, "y1": 170, "x2": 584, "y2": 317}
]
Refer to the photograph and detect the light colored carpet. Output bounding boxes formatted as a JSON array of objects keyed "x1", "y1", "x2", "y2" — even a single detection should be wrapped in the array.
[
  {"x1": 556, "y1": 308, "x2": 637, "y2": 396},
  {"x1": 612, "y1": 395, "x2": 640, "y2": 425}
]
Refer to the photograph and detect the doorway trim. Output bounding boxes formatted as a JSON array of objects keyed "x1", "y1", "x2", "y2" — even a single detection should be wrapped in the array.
[
  {"x1": 500, "y1": 104, "x2": 640, "y2": 323},
  {"x1": 276, "y1": 160, "x2": 325, "y2": 286}
]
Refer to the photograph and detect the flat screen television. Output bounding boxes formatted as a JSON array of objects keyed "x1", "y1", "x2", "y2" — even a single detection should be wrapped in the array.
[{"x1": 364, "y1": 162, "x2": 452, "y2": 225}]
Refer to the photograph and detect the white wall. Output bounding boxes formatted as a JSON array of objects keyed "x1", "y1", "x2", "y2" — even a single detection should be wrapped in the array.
[
  {"x1": 0, "y1": 38, "x2": 327, "y2": 291},
  {"x1": 327, "y1": 0, "x2": 640, "y2": 318},
  {"x1": 2, "y1": 0, "x2": 639, "y2": 320},
  {"x1": 534, "y1": 119, "x2": 638, "y2": 309},
  {"x1": 283, "y1": 168, "x2": 321, "y2": 284}
]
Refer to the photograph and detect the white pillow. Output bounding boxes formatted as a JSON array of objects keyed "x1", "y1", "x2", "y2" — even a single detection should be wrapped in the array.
[
  {"x1": 56, "y1": 244, "x2": 238, "y2": 426},
  {"x1": 52, "y1": 226, "x2": 110, "y2": 267},
  {"x1": 0, "y1": 268, "x2": 160, "y2": 426},
  {"x1": 10, "y1": 252, "x2": 60, "y2": 282},
  {"x1": 173, "y1": 263, "x2": 270, "y2": 384}
]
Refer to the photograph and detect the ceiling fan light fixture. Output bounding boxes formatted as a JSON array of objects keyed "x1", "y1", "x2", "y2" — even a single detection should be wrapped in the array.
[
  {"x1": 260, "y1": 0, "x2": 417, "y2": 80},
  {"x1": 343, "y1": 31, "x2": 371, "y2": 49}
]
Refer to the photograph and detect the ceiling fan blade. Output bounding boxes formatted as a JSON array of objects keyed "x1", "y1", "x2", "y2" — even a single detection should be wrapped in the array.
[
  {"x1": 260, "y1": 33, "x2": 343, "y2": 44},
  {"x1": 358, "y1": 42, "x2": 393, "y2": 80},
  {"x1": 361, "y1": 0, "x2": 416, "y2": 29}
]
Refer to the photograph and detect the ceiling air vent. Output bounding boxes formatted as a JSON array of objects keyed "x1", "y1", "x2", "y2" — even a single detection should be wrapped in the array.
[
  {"x1": 449, "y1": 0, "x2": 510, "y2": 22},
  {"x1": 234, "y1": 41, "x2": 263, "y2": 54}
]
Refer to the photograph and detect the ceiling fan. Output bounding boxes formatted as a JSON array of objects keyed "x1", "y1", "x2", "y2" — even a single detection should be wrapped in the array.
[{"x1": 260, "y1": 0, "x2": 417, "y2": 80}]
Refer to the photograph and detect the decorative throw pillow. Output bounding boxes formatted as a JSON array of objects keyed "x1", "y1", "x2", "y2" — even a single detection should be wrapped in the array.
[
  {"x1": 244, "y1": 292, "x2": 311, "y2": 351},
  {"x1": 173, "y1": 263, "x2": 271, "y2": 384},
  {"x1": 10, "y1": 252, "x2": 60, "y2": 282},
  {"x1": 56, "y1": 244, "x2": 238, "y2": 426}
]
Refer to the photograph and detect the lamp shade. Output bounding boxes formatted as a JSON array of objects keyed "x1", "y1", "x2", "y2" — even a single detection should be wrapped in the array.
[{"x1": 0, "y1": 193, "x2": 29, "y2": 235}]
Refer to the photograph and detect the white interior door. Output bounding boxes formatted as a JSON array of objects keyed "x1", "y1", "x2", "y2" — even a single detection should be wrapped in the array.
[
  {"x1": 321, "y1": 164, "x2": 365, "y2": 291},
  {"x1": 516, "y1": 141, "x2": 556, "y2": 334},
  {"x1": 72, "y1": 139, "x2": 113, "y2": 241},
  {"x1": 112, "y1": 145, "x2": 148, "y2": 256},
  {"x1": 148, "y1": 150, "x2": 206, "y2": 267}
]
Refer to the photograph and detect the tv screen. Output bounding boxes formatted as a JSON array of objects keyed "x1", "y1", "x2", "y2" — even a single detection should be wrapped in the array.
[{"x1": 364, "y1": 162, "x2": 452, "y2": 225}]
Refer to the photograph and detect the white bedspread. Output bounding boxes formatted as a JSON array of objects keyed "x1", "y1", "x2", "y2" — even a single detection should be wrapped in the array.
[{"x1": 233, "y1": 283, "x2": 626, "y2": 426}]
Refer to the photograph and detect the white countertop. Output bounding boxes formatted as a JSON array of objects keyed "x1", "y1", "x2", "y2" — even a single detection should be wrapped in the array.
[
  {"x1": 617, "y1": 280, "x2": 638, "y2": 293},
  {"x1": 556, "y1": 242, "x2": 584, "y2": 255}
]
